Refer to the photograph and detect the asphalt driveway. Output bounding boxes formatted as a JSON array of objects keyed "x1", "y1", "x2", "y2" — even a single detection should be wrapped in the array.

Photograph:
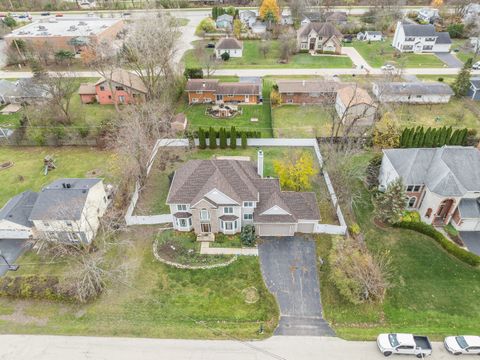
[
  {"x1": 460, "y1": 232, "x2": 480, "y2": 255},
  {"x1": 258, "y1": 236, "x2": 335, "y2": 336},
  {"x1": 0, "y1": 239, "x2": 30, "y2": 276},
  {"x1": 434, "y1": 53, "x2": 463, "y2": 68}
]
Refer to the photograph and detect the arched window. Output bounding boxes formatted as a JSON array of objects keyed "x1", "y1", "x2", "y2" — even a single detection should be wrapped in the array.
[{"x1": 408, "y1": 197, "x2": 417, "y2": 208}]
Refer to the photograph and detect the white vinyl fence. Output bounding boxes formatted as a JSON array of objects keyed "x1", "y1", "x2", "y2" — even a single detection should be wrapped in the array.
[{"x1": 125, "y1": 138, "x2": 347, "y2": 235}]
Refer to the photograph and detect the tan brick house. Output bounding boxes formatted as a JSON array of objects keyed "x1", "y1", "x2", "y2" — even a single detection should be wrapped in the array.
[
  {"x1": 277, "y1": 80, "x2": 342, "y2": 105},
  {"x1": 185, "y1": 79, "x2": 260, "y2": 105},
  {"x1": 297, "y1": 22, "x2": 343, "y2": 54}
]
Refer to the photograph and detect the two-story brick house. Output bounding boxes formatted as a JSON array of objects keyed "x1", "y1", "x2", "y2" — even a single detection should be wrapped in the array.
[
  {"x1": 378, "y1": 146, "x2": 480, "y2": 231},
  {"x1": 297, "y1": 22, "x2": 343, "y2": 54},
  {"x1": 79, "y1": 69, "x2": 147, "y2": 105},
  {"x1": 166, "y1": 151, "x2": 320, "y2": 237},
  {"x1": 392, "y1": 21, "x2": 451, "y2": 53}
]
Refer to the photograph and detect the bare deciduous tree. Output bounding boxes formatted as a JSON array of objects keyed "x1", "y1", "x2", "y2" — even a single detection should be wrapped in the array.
[
  {"x1": 194, "y1": 41, "x2": 219, "y2": 78},
  {"x1": 121, "y1": 15, "x2": 180, "y2": 100}
]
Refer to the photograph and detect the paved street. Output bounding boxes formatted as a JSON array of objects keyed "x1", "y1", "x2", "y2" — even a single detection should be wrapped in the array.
[
  {"x1": 0, "y1": 335, "x2": 459, "y2": 360},
  {"x1": 258, "y1": 237, "x2": 334, "y2": 336}
]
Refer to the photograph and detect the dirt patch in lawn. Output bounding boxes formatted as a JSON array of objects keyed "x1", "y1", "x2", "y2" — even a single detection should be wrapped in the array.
[
  {"x1": 0, "y1": 301, "x2": 48, "y2": 326},
  {"x1": 242, "y1": 286, "x2": 259, "y2": 304},
  {"x1": 0, "y1": 161, "x2": 13, "y2": 171}
]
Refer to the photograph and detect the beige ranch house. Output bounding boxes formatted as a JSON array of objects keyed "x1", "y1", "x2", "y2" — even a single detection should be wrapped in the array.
[
  {"x1": 166, "y1": 151, "x2": 320, "y2": 237},
  {"x1": 379, "y1": 146, "x2": 480, "y2": 231}
]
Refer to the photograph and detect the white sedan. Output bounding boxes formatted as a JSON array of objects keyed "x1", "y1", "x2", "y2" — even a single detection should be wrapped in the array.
[
  {"x1": 472, "y1": 61, "x2": 480, "y2": 70},
  {"x1": 381, "y1": 64, "x2": 396, "y2": 71},
  {"x1": 444, "y1": 336, "x2": 480, "y2": 355}
]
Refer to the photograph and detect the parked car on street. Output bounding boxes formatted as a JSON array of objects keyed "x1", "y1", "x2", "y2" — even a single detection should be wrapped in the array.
[
  {"x1": 381, "y1": 64, "x2": 396, "y2": 71},
  {"x1": 377, "y1": 333, "x2": 432, "y2": 358},
  {"x1": 444, "y1": 336, "x2": 480, "y2": 355},
  {"x1": 472, "y1": 61, "x2": 480, "y2": 70},
  {"x1": 40, "y1": 12, "x2": 50, "y2": 16},
  {"x1": 55, "y1": 13, "x2": 64, "y2": 17},
  {"x1": 206, "y1": 43, "x2": 215, "y2": 48}
]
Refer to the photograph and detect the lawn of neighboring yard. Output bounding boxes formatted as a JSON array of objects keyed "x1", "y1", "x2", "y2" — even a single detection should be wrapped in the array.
[
  {"x1": 183, "y1": 40, "x2": 354, "y2": 69},
  {"x1": 0, "y1": 227, "x2": 279, "y2": 339},
  {"x1": 451, "y1": 39, "x2": 478, "y2": 64},
  {"x1": 135, "y1": 147, "x2": 338, "y2": 224},
  {"x1": 344, "y1": 39, "x2": 446, "y2": 68},
  {"x1": 389, "y1": 98, "x2": 480, "y2": 131},
  {"x1": 415, "y1": 75, "x2": 457, "y2": 85},
  {"x1": 316, "y1": 152, "x2": 480, "y2": 340},
  {"x1": 0, "y1": 146, "x2": 118, "y2": 207},
  {"x1": 272, "y1": 105, "x2": 334, "y2": 138}
]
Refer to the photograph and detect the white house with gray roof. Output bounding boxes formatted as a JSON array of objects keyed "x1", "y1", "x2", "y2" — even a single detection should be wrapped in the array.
[
  {"x1": 379, "y1": 146, "x2": 480, "y2": 231},
  {"x1": 467, "y1": 78, "x2": 480, "y2": 100},
  {"x1": 166, "y1": 151, "x2": 320, "y2": 237},
  {"x1": 372, "y1": 81, "x2": 454, "y2": 104},
  {"x1": 29, "y1": 178, "x2": 109, "y2": 243},
  {"x1": 215, "y1": 37, "x2": 243, "y2": 59},
  {"x1": 0, "y1": 191, "x2": 38, "y2": 240},
  {"x1": 392, "y1": 21, "x2": 451, "y2": 53}
]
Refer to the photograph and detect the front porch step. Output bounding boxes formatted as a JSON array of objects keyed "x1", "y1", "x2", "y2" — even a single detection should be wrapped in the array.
[{"x1": 197, "y1": 233, "x2": 215, "y2": 242}]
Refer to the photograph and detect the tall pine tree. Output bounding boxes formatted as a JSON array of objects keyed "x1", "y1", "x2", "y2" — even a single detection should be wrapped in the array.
[
  {"x1": 198, "y1": 128, "x2": 206, "y2": 149},
  {"x1": 452, "y1": 58, "x2": 473, "y2": 97},
  {"x1": 230, "y1": 126, "x2": 237, "y2": 149},
  {"x1": 209, "y1": 127, "x2": 217, "y2": 149}
]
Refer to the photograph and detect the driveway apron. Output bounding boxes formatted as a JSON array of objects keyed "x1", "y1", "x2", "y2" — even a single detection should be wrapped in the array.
[{"x1": 258, "y1": 236, "x2": 335, "y2": 336}]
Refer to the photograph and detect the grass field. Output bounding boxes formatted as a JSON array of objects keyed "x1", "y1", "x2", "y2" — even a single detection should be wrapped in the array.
[
  {"x1": 272, "y1": 105, "x2": 334, "y2": 138},
  {"x1": 183, "y1": 40, "x2": 354, "y2": 69},
  {"x1": 344, "y1": 39, "x2": 446, "y2": 68},
  {"x1": 135, "y1": 146, "x2": 338, "y2": 224},
  {"x1": 0, "y1": 147, "x2": 117, "y2": 207},
  {"x1": 316, "y1": 152, "x2": 480, "y2": 340},
  {"x1": 0, "y1": 227, "x2": 279, "y2": 339}
]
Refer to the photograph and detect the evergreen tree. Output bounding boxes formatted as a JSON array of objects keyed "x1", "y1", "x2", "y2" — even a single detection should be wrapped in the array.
[
  {"x1": 407, "y1": 127, "x2": 415, "y2": 148},
  {"x1": 219, "y1": 127, "x2": 227, "y2": 149},
  {"x1": 209, "y1": 127, "x2": 217, "y2": 149},
  {"x1": 399, "y1": 128, "x2": 408, "y2": 147},
  {"x1": 417, "y1": 127, "x2": 425, "y2": 147},
  {"x1": 212, "y1": 7, "x2": 217, "y2": 19},
  {"x1": 230, "y1": 126, "x2": 237, "y2": 149},
  {"x1": 450, "y1": 129, "x2": 459, "y2": 145},
  {"x1": 431, "y1": 128, "x2": 439, "y2": 147},
  {"x1": 198, "y1": 128, "x2": 206, "y2": 149},
  {"x1": 445, "y1": 126, "x2": 453, "y2": 145},
  {"x1": 424, "y1": 127, "x2": 432, "y2": 147},
  {"x1": 459, "y1": 128, "x2": 468, "y2": 145},
  {"x1": 374, "y1": 178, "x2": 407, "y2": 225},
  {"x1": 241, "y1": 131, "x2": 247, "y2": 149},
  {"x1": 452, "y1": 58, "x2": 473, "y2": 97}
]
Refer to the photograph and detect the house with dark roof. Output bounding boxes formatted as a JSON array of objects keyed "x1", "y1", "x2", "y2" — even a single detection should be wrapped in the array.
[
  {"x1": 215, "y1": 37, "x2": 243, "y2": 58},
  {"x1": 325, "y1": 11, "x2": 348, "y2": 24},
  {"x1": 0, "y1": 79, "x2": 48, "y2": 105},
  {"x1": 185, "y1": 79, "x2": 260, "y2": 105},
  {"x1": 79, "y1": 69, "x2": 147, "y2": 105},
  {"x1": 0, "y1": 191, "x2": 38, "y2": 240},
  {"x1": 372, "y1": 81, "x2": 454, "y2": 104},
  {"x1": 29, "y1": 178, "x2": 109, "y2": 243},
  {"x1": 379, "y1": 146, "x2": 480, "y2": 231},
  {"x1": 467, "y1": 78, "x2": 480, "y2": 100},
  {"x1": 297, "y1": 22, "x2": 343, "y2": 54},
  {"x1": 392, "y1": 21, "x2": 451, "y2": 53},
  {"x1": 166, "y1": 151, "x2": 320, "y2": 237},
  {"x1": 300, "y1": 12, "x2": 322, "y2": 25}
]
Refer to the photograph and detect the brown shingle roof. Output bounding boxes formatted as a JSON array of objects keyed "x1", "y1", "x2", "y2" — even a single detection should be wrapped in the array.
[
  {"x1": 325, "y1": 11, "x2": 347, "y2": 22},
  {"x1": 185, "y1": 80, "x2": 259, "y2": 95},
  {"x1": 95, "y1": 69, "x2": 147, "y2": 93},
  {"x1": 277, "y1": 80, "x2": 342, "y2": 94},
  {"x1": 78, "y1": 83, "x2": 96, "y2": 95},
  {"x1": 216, "y1": 37, "x2": 243, "y2": 50},
  {"x1": 298, "y1": 22, "x2": 343, "y2": 38},
  {"x1": 337, "y1": 86, "x2": 375, "y2": 107},
  {"x1": 185, "y1": 79, "x2": 219, "y2": 92}
]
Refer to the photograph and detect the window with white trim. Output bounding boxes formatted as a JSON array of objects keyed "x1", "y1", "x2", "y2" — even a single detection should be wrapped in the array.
[
  {"x1": 243, "y1": 201, "x2": 254, "y2": 208},
  {"x1": 224, "y1": 207, "x2": 234, "y2": 214},
  {"x1": 224, "y1": 222, "x2": 233, "y2": 230},
  {"x1": 406, "y1": 185, "x2": 414, "y2": 192},
  {"x1": 200, "y1": 209, "x2": 210, "y2": 220},
  {"x1": 407, "y1": 196, "x2": 417, "y2": 208},
  {"x1": 244, "y1": 213, "x2": 253, "y2": 220},
  {"x1": 177, "y1": 204, "x2": 188, "y2": 211}
]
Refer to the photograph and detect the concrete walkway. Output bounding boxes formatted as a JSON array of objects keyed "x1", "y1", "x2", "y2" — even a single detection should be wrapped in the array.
[
  {"x1": 0, "y1": 334, "x2": 457, "y2": 360},
  {"x1": 199, "y1": 241, "x2": 258, "y2": 256}
]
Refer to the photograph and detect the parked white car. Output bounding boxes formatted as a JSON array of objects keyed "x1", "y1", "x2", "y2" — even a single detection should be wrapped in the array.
[
  {"x1": 472, "y1": 61, "x2": 480, "y2": 70},
  {"x1": 381, "y1": 64, "x2": 396, "y2": 71},
  {"x1": 444, "y1": 336, "x2": 480, "y2": 355},
  {"x1": 377, "y1": 333, "x2": 432, "y2": 358}
]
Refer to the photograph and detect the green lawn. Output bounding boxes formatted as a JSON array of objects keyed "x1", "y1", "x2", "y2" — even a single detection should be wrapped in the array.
[
  {"x1": 272, "y1": 105, "x2": 334, "y2": 138},
  {"x1": 345, "y1": 39, "x2": 446, "y2": 68},
  {"x1": 183, "y1": 40, "x2": 354, "y2": 69},
  {"x1": 390, "y1": 98, "x2": 480, "y2": 132},
  {"x1": 0, "y1": 227, "x2": 279, "y2": 339},
  {"x1": 451, "y1": 39, "x2": 478, "y2": 64},
  {"x1": 0, "y1": 147, "x2": 117, "y2": 207},
  {"x1": 135, "y1": 146, "x2": 338, "y2": 224},
  {"x1": 415, "y1": 75, "x2": 457, "y2": 85},
  {"x1": 316, "y1": 152, "x2": 480, "y2": 340}
]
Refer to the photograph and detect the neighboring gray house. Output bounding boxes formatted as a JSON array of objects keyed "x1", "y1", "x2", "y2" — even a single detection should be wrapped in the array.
[
  {"x1": 417, "y1": 8, "x2": 440, "y2": 23},
  {"x1": 29, "y1": 178, "x2": 109, "y2": 243},
  {"x1": 379, "y1": 146, "x2": 480, "y2": 231},
  {"x1": 239, "y1": 10, "x2": 256, "y2": 27},
  {"x1": 467, "y1": 78, "x2": 480, "y2": 100},
  {"x1": 0, "y1": 79, "x2": 47, "y2": 105},
  {"x1": 325, "y1": 11, "x2": 348, "y2": 24},
  {"x1": 357, "y1": 31, "x2": 383, "y2": 41},
  {"x1": 301, "y1": 12, "x2": 322, "y2": 25},
  {"x1": 392, "y1": 21, "x2": 451, "y2": 53},
  {"x1": 372, "y1": 82, "x2": 454, "y2": 104},
  {"x1": 166, "y1": 151, "x2": 320, "y2": 237},
  {"x1": 215, "y1": 37, "x2": 243, "y2": 58},
  {"x1": 216, "y1": 14, "x2": 233, "y2": 29},
  {"x1": 0, "y1": 191, "x2": 38, "y2": 240},
  {"x1": 463, "y1": 3, "x2": 480, "y2": 22},
  {"x1": 251, "y1": 21, "x2": 267, "y2": 34}
]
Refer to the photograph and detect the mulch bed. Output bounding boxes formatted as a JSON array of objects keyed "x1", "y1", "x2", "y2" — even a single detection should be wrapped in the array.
[
  {"x1": 0, "y1": 161, "x2": 13, "y2": 171},
  {"x1": 373, "y1": 217, "x2": 389, "y2": 230}
]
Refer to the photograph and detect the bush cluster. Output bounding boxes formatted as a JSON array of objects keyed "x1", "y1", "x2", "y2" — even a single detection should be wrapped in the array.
[
  {"x1": 394, "y1": 221, "x2": 480, "y2": 267},
  {"x1": 0, "y1": 275, "x2": 77, "y2": 302}
]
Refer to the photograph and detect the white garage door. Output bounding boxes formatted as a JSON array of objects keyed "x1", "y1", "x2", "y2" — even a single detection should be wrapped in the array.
[
  {"x1": 0, "y1": 229, "x2": 31, "y2": 239},
  {"x1": 256, "y1": 224, "x2": 295, "y2": 237},
  {"x1": 297, "y1": 222, "x2": 315, "y2": 233}
]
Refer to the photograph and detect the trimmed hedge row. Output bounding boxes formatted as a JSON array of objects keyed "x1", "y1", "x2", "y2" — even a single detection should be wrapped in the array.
[{"x1": 394, "y1": 221, "x2": 480, "y2": 267}]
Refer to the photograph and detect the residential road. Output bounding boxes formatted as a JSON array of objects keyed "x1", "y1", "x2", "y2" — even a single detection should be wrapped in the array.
[{"x1": 0, "y1": 335, "x2": 460, "y2": 360}]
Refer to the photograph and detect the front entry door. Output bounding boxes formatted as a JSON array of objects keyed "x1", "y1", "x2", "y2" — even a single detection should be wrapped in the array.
[
  {"x1": 309, "y1": 38, "x2": 316, "y2": 50},
  {"x1": 201, "y1": 223, "x2": 211, "y2": 233}
]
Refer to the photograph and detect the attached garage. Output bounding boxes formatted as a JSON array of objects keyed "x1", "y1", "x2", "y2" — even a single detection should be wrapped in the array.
[
  {"x1": 297, "y1": 221, "x2": 316, "y2": 233},
  {"x1": 256, "y1": 223, "x2": 295, "y2": 237}
]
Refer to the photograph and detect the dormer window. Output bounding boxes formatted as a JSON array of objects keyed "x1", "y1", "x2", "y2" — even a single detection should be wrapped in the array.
[{"x1": 177, "y1": 204, "x2": 188, "y2": 211}]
